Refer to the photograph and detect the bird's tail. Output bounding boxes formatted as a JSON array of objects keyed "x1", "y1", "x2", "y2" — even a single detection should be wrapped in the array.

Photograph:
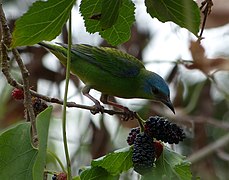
[{"x1": 39, "y1": 42, "x2": 68, "y2": 66}]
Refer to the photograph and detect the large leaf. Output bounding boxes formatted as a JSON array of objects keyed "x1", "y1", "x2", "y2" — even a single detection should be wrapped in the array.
[
  {"x1": 33, "y1": 106, "x2": 53, "y2": 180},
  {"x1": 79, "y1": 0, "x2": 102, "y2": 33},
  {"x1": 80, "y1": 147, "x2": 132, "y2": 179},
  {"x1": 0, "y1": 123, "x2": 37, "y2": 180},
  {"x1": 142, "y1": 146, "x2": 192, "y2": 180},
  {"x1": 80, "y1": 0, "x2": 135, "y2": 46},
  {"x1": 99, "y1": 0, "x2": 135, "y2": 46},
  {"x1": 145, "y1": 0, "x2": 200, "y2": 35},
  {"x1": 11, "y1": 0, "x2": 76, "y2": 47},
  {"x1": 80, "y1": 167, "x2": 119, "y2": 180},
  {"x1": 0, "y1": 106, "x2": 53, "y2": 180},
  {"x1": 92, "y1": 147, "x2": 133, "y2": 176},
  {"x1": 100, "y1": 0, "x2": 122, "y2": 30}
]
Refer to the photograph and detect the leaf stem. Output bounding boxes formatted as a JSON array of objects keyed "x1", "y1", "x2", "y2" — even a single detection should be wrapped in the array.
[
  {"x1": 62, "y1": 13, "x2": 72, "y2": 180},
  {"x1": 134, "y1": 112, "x2": 145, "y2": 132},
  {"x1": 47, "y1": 150, "x2": 66, "y2": 173}
]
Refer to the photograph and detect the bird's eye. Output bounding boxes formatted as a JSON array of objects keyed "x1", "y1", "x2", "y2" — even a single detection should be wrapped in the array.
[{"x1": 152, "y1": 87, "x2": 159, "y2": 94}]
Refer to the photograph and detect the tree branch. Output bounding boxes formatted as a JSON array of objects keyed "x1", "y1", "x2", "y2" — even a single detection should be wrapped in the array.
[
  {"x1": 0, "y1": 4, "x2": 37, "y2": 144},
  {"x1": 199, "y1": 0, "x2": 214, "y2": 39},
  {"x1": 152, "y1": 106, "x2": 229, "y2": 130},
  {"x1": 187, "y1": 132, "x2": 229, "y2": 163}
]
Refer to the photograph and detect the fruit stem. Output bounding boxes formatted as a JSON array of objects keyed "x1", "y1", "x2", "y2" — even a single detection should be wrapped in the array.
[{"x1": 134, "y1": 112, "x2": 145, "y2": 132}]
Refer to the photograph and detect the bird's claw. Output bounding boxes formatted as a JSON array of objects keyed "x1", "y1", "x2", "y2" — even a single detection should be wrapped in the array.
[
  {"x1": 90, "y1": 103, "x2": 104, "y2": 115},
  {"x1": 121, "y1": 107, "x2": 136, "y2": 121}
]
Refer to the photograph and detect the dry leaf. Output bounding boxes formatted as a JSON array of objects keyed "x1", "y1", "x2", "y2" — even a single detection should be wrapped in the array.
[{"x1": 184, "y1": 40, "x2": 229, "y2": 74}]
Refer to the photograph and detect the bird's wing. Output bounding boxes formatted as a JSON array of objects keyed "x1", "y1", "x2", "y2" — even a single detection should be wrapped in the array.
[{"x1": 61, "y1": 43, "x2": 145, "y2": 78}]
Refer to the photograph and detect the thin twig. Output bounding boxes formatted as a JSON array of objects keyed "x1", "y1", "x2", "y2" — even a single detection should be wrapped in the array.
[
  {"x1": 0, "y1": 5, "x2": 17, "y2": 88},
  {"x1": 152, "y1": 106, "x2": 229, "y2": 130},
  {"x1": 198, "y1": 0, "x2": 213, "y2": 39},
  {"x1": 0, "y1": 4, "x2": 11, "y2": 46},
  {"x1": 12, "y1": 49, "x2": 37, "y2": 141},
  {"x1": 134, "y1": 112, "x2": 145, "y2": 131},
  {"x1": 187, "y1": 132, "x2": 229, "y2": 163},
  {"x1": 0, "y1": 4, "x2": 37, "y2": 143}
]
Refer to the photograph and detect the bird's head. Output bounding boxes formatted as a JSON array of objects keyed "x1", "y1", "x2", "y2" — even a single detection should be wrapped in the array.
[{"x1": 143, "y1": 71, "x2": 175, "y2": 114}]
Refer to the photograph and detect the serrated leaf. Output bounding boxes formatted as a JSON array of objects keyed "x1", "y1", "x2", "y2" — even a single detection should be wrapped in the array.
[
  {"x1": 80, "y1": 0, "x2": 135, "y2": 45},
  {"x1": 11, "y1": 0, "x2": 76, "y2": 47},
  {"x1": 142, "y1": 146, "x2": 192, "y2": 180},
  {"x1": 100, "y1": 0, "x2": 122, "y2": 29},
  {"x1": 80, "y1": 167, "x2": 118, "y2": 180},
  {"x1": 145, "y1": 0, "x2": 200, "y2": 35},
  {"x1": 99, "y1": 0, "x2": 135, "y2": 46},
  {"x1": 92, "y1": 147, "x2": 133, "y2": 176},
  {"x1": 174, "y1": 163, "x2": 193, "y2": 180},
  {"x1": 33, "y1": 106, "x2": 53, "y2": 180},
  {"x1": 0, "y1": 123, "x2": 38, "y2": 180},
  {"x1": 79, "y1": 0, "x2": 102, "y2": 33},
  {"x1": 80, "y1": 147, "x2": 132, "y2": 179}
]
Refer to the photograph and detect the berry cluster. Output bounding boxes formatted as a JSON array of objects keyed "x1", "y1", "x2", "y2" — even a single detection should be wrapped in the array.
[
  {"x1": 144, "y1": 116, "x2": 185, "y2": 144},
  {"x1": 127, "y1": 127, "x2": 140, "y2": 145},
  {"x1": 32, "y1": 97, "x2": 48, "y2": 116},
  {"x1": 132, "y1": 132, "x2": 155, "y2": 174},
  {"x1": 127, "y1": 116, "x2": 185, "y2": 174}
]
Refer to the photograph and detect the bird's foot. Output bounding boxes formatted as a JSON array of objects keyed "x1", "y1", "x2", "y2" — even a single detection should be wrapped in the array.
[
  {"x1": 90, "y1": 103, "x2": 104, "y2": 115},
  {"x1": 121, "y1": 107, "x2": 136, "y2": 121}
]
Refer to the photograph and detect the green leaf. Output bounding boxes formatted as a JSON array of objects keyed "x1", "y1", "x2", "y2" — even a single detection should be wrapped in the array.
[
  {"x1": 73, "y1": 176, "x2": 81, "y2": 180},
  {"x1": 142, "y1": 146, "x2": 192, "y2": 180},
  {"x1": 33, "y1": 106, "x2": 53, "y2": 180},
  {"x1": 0, "y1": 123, "x2": 38, "y2": 180},
  {"x1": 145, "y1": 0, "x2": 200, "y2": 35},
  {"x1": 100, "y1": 0, "x2": 122, "y2": 30},
  {"x1": 80, "y1": 0, "x2": 135, "y2": 45},
  {"x1": 80, "y1": 147, "x2": 132, "y2": 179},
  {"x1": 91, "y1": 147, "x2": 133, "y2": 176},
  {"x1": 174, "y1": 163, "x2": 193, "y2": 180},
  {"x1": 79, "y1": 0, "x2": 102, "y2": 33},
  {"x1": 11, "y1": 0, "x2": 76, "y2": 47},
  {"x1": 80, "y1": 167, "x2": 119, "y2": 180}
]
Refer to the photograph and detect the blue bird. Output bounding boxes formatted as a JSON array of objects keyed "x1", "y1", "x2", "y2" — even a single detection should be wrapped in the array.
[{"x1": 39, "y1": 42, "x2": 175, "y2": 116}]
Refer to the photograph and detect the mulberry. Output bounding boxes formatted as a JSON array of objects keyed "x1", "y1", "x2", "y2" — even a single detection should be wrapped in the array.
[
  {"x1": 127, "y1": 127, "x2": 140, "y2": 145},
  {"x1": 144, "y1": 116, "x2": 185, "y2": 144},
  {"x1": 132, "y1": 132, "x2": 155, "y2": 174}
]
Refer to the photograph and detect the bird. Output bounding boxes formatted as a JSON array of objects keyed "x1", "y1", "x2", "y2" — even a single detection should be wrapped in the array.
[{"x1": 39, "y1": 42, "x2": 175, "y2": 119}]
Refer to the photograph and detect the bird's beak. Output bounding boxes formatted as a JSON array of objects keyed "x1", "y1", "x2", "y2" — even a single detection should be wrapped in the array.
[{"x1": 162, "y1": 99, "x2": 175, "y2": 114}]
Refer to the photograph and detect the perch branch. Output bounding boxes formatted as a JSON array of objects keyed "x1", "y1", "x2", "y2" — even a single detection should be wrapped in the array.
[{"x1": 0, "y1": 4, "x2": 37, "y2": 143}]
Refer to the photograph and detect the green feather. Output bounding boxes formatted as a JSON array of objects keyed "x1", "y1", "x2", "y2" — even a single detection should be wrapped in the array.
[{"x1": 65, "y1": 43, "x2": 145, "y2": 78}]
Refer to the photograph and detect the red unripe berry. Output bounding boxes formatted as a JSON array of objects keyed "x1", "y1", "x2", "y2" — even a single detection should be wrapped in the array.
[
  {"x1": 12, "y1": 88, "x2": 24, "y2": 100},
  {"x1": 153, "y1": 141, "x2": 163, "y2": 159},
  {"x1": 56, "y1": 172, "x2": 67, "y2": 180}
]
